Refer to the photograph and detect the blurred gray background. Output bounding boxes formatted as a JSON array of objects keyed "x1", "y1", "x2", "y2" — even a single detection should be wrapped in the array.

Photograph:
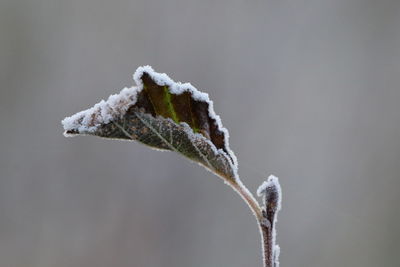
[{"x1": 1, "y1": 0, "x2": 399, "y2": 266}]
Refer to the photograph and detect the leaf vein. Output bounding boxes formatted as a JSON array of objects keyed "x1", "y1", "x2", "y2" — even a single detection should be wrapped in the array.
[{"x1": 135, "y1": 112, "x2": 179, "y2": 153}]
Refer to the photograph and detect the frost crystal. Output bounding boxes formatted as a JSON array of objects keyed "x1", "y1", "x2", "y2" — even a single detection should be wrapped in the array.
[{"x1": 62, "y1": 87, "x2": 138, "y2": 135}]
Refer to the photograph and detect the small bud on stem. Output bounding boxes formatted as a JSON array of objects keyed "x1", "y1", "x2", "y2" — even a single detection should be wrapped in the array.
[{"x1": 257, "y1": 175, "x2": 282, "y2": 267}]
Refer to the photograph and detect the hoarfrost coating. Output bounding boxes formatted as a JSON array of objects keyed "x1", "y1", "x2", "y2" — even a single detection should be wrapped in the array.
[
  {"x1": 61, "y1": 65, "x2": 237, "y2": 167},
  {"x1": 61, "y1": 87, "x2": 138, "y2": 135}
]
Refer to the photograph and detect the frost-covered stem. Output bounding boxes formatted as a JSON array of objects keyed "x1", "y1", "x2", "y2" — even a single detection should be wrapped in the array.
[
  {"x1": 257, "y1": 175, "x2": 282, "y2": 267},
  {"x1": 260, "y1": 220, "x2": 273, "y2": 267},
  {"x1": 229, "y1": 181, "x2": 263, "y2": 220},
  {"x1": 228, "y1": 176, "x2": 281, "y2": 267}
]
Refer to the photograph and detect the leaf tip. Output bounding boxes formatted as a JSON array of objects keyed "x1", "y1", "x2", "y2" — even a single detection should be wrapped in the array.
[{"x1": 133, "y1": 65, "x2": 172, "y2": 88}]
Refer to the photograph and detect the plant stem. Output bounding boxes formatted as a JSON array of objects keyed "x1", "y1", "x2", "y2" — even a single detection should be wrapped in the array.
[
  {"x1": 230, "y1": 181, "x2": 263, "y2": 220},
  {"x1": 257, "y1": 176, "x2": 282, "y2": 267},
  {"x1": 260, "y1": 215, "x2": 274, "y2": 267},
  {"x1": 226, "y1": 176, "x2": 281, "y2": 267}
]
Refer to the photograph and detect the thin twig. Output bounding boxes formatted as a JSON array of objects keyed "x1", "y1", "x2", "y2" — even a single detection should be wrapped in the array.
[{"x1": 257, "y1": 175, "x2": 282, "y2": 267}]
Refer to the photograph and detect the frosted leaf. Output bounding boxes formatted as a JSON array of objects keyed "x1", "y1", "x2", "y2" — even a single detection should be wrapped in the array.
[{"x1": 62, "y1": 66, "x2": 238, "y2": 182}]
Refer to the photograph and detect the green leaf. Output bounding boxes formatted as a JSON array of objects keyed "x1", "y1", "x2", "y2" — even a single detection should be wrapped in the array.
[{"x1": 62, "y1": 66, "x2": 238, "y2": 182}]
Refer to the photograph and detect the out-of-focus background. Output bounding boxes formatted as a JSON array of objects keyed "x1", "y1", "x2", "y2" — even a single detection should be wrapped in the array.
[{"x1": 1, "y1": 0, "x2": 399, "y2": 266}]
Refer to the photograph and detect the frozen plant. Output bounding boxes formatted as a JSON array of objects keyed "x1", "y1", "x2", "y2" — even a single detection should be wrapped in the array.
[{"x1": 62, "y1": 66, "x2": 282, "y2": 267}]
